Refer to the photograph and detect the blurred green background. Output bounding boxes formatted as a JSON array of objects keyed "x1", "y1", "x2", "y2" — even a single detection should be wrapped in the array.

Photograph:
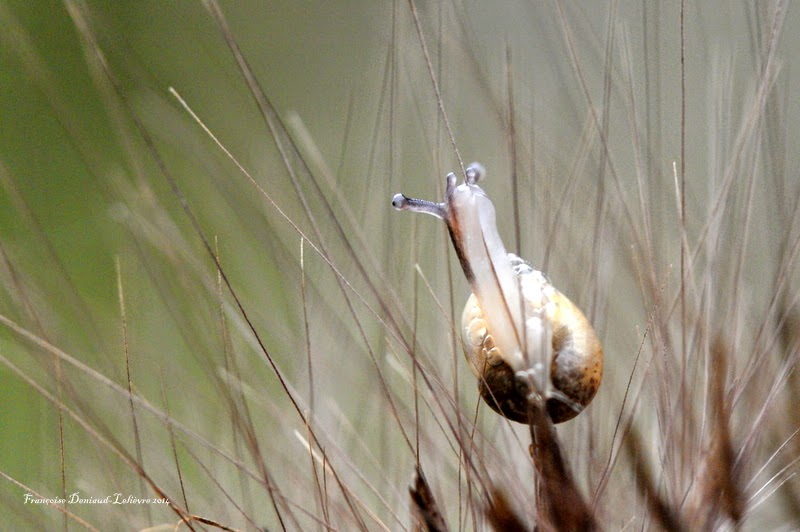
[{"x1": 1, "y1": 0, "x2": 799, "y2": 529}]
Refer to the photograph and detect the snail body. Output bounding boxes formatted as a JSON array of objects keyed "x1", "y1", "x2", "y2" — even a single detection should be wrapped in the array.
[{"x1": 393, "y1": 164, "x2": 602, "y2": 424}]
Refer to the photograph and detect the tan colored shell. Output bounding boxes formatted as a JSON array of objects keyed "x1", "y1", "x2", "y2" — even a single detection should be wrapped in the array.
[{"x1": 461, "y1": 259, "x2": 603, "y2": 424}]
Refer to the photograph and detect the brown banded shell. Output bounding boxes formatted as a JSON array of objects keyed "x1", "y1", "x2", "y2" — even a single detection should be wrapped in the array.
[{"x1": 461, "y1": 259, "x2": 603, "y2": 424}]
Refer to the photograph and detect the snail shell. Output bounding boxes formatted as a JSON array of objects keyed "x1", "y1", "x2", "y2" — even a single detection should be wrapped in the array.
[
  {"x1": 462, "y1": 256, "x2": 602, "y2": 423},
  {"x1": 393, "y1": 163, "x2": 603, "y2": 424}
]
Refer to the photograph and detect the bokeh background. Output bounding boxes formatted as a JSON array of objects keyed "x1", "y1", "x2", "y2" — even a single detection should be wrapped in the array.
[{"x1": 1, "y1": 0, "x2": 799, "y2": 529}]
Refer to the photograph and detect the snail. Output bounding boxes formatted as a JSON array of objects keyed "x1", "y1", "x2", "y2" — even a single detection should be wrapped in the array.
[{"x1": 392, "y1": 163, "x2": 602, "y2": 423}]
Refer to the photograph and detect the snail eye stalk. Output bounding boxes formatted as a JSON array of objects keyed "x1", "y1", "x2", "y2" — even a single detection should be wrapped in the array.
[
  {"x1": 465, "y1": 162, "x2": 484, "y2": 184},
  {"x1": 391, "y1": 194, "x2": 446, "y2": 220}
]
